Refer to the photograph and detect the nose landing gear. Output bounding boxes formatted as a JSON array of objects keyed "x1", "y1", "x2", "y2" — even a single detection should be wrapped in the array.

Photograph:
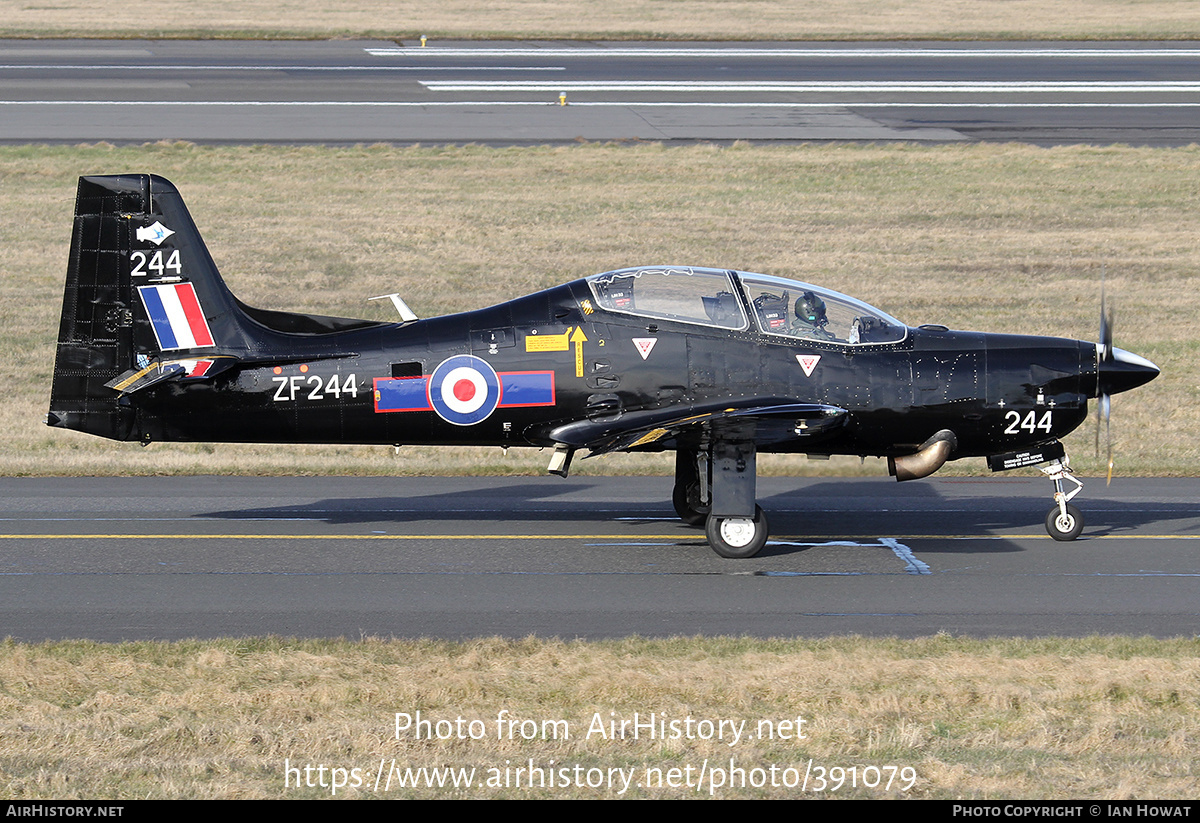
[{"x1": 1041, "y1": 456, "x2": 1084, "y2": 541}]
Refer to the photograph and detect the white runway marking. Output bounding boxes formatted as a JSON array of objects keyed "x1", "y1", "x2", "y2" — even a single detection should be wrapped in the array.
[
  {"x1": 768, "y1": 538, "x2": 931, "y2": 574},
  {"x1": 421, "y1": 81, "x2": 1200, "y2": 93},
  {"x1": 7, "y1": 101, "x2": 1200, "y2": 109},
  {"x1": 369, "y1": 47, "x2": 1200, "y2": 59},
  {"x1": 881, "y1": 538, "x2": 931, "y2": 575},
  {"x1": 0, "y1": 64, "x2": 565, "y2": 72}
]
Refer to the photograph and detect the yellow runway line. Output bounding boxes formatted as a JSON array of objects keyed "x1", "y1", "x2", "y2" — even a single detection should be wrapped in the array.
[{"x1": 0, "y1": 533, "x2": 1196, "y2": 541}]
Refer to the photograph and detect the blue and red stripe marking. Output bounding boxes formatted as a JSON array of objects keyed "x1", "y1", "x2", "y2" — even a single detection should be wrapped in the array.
[{"x1": 374, "y1": 370, "x2": 555, "y2": 415}]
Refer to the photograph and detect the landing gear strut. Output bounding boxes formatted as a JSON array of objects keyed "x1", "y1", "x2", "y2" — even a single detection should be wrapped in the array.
[
  {"x1": 673, "y1": 443, "x2": 768, "y2": 558},
  {"x1": 1041, "y1": 456, "x2": 1084, "y2": 541}
]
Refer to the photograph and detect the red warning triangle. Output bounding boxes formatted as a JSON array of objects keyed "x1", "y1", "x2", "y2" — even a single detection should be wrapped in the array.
[
  {"x1": 633, "y1": 338, "x2": 657, "y2": 360},
  {"x1": 796, "y1": 354, "x2": 821, "y2": 377}
]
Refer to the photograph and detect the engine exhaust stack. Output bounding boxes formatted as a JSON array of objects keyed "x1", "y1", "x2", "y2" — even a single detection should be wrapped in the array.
[{"x1": 889, "y1": 429, "x2": 957, "y2": 482}]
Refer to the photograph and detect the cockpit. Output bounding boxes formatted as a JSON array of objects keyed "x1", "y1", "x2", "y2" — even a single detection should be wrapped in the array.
[
  {"x1": 586, "y1": 267, "x2": 907, "y2": 346},
  {"x1": 589, "y1": 266, "x2": 747, "y2": 330}
]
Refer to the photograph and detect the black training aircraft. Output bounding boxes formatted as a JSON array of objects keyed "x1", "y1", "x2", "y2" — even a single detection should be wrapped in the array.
[{"x1": 48, "y1": 175, "x2": 1159, "y2": 557}]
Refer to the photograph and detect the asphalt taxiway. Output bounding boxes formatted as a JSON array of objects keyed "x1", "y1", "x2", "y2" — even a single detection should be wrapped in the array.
[
  {"x1": 0, "y1": 475, "x2": 1195, "y2": 640},
  {"x1": 4, "y1": 39, "x2": 1200, "y2": 143}
]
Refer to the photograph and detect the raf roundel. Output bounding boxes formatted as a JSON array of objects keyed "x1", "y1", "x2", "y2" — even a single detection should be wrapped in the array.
[{"x1": 428, "y1": 354, "x2": 501, "y2": 426}]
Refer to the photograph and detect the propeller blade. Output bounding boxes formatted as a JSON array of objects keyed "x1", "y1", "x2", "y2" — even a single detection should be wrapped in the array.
[
  {"x1": 1102, "y1": 393, "x2": 1113, "y2": 485},
  {"x1": 1099, "y1": 287, "x2": 1113, "y2": 364},
  {"x1": 1095, "y1": 274, "x2": 1115, "y2": 481}
]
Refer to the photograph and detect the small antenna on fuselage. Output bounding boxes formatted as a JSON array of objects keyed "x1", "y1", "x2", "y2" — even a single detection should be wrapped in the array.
[{"x1": 369, "y1": 293, "x2": 419, "y2": 322}]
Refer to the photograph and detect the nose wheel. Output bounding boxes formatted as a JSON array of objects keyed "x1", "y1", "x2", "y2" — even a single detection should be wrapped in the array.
[
  {"x1": 1040, "y1": 457, "x2": 1084, "y2": 541},
  {"x1": 1046, "y1": 503, "x2": 1084, "y2": 541}
]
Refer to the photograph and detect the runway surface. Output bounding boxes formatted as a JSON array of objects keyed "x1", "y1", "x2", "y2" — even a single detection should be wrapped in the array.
[
  {"x1": 7, "y1": 40, "x2": 1197, "y2": 641},
  {"x1": 4, "y1": 39, "x2": 1200, "y2": 143},
  {"x1": 1, "y1": 475, "x2": 1196, "y2": 640}
]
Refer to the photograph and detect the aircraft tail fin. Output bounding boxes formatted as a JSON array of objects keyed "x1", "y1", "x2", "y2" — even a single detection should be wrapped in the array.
[
  {"x1": 47, "y1": 174, "x2": 254, "y2": 439},
  {"x1": 49, "y1": 174, "x2": 387, "y2": 440}
]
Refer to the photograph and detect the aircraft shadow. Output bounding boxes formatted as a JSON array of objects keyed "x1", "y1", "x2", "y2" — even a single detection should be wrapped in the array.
[{"x1": 197, "y1": 477, "x2": 1196, "y2": 560}]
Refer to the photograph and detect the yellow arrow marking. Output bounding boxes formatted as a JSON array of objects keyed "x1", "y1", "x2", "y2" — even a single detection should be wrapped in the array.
[{"x1": 570, "y1": 326, "x2": 588, "y2": 377}]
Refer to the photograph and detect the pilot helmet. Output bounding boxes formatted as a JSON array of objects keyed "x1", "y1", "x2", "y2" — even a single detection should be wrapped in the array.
[{"x1": 795, "y1": 291, "x2": 827, "y2": 326}]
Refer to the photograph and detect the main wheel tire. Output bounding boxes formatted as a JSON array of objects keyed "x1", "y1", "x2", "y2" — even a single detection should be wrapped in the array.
[
  {"x1": 705, "y1": 505, "x2": 769, "y2": 558},
  {"x1": 672, "y1": 481, "x2": 709, "y2": 527},
  {"x1": 1045, "y1": 503, "x2": 1083, "y2": 541}
]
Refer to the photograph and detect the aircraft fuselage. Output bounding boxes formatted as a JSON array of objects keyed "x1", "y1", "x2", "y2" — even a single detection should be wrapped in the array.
[{"x1": 121, "y1": 282, "x2": 1093, "y2": 463}]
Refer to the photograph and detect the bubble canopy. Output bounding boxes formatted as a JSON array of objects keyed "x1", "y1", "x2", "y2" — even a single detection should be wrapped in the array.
[{"x1": 586, "y1": 267, "x2": 908, "y2": 346}]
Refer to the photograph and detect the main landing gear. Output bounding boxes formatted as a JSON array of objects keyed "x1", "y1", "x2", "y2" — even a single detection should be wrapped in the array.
[
  {"x1": 705, "y1": 505, "x2": 769, "y2": 559},
  {"x1": 1041, "y1": 456, "x2": 1084, "y2": 541},
  {"x1": 675, "y1": 445, "x2": 769, "y2": 558},
  {"x1": 671, "y1": 460, "x2": 709, "y2": 527}
]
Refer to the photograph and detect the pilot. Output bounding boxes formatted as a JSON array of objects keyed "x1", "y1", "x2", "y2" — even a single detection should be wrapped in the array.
[{"x1": 792, "y1": 290, "x2": 835, "y2": 340}]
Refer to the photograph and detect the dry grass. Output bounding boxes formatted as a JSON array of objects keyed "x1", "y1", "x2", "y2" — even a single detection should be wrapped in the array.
[
  {"x1": 5, "y1": 142, "x2": 1192, "y2": 477},
  {"x1": 1, "y1": 635, "x2": 1197, "y2": 798},
  {"x1": 3, "y1": 1, "x2": 1200, "y2": 40}
]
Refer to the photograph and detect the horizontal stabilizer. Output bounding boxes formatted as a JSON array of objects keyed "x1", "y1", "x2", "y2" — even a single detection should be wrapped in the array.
[{"x1": 104, "y1": 355, "x2": 240, "y2": 394}]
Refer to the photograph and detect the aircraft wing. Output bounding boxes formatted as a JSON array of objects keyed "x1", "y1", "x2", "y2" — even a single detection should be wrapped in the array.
[{"x1": 545, "y1": 400, "x2": 848, "y2": 457}]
